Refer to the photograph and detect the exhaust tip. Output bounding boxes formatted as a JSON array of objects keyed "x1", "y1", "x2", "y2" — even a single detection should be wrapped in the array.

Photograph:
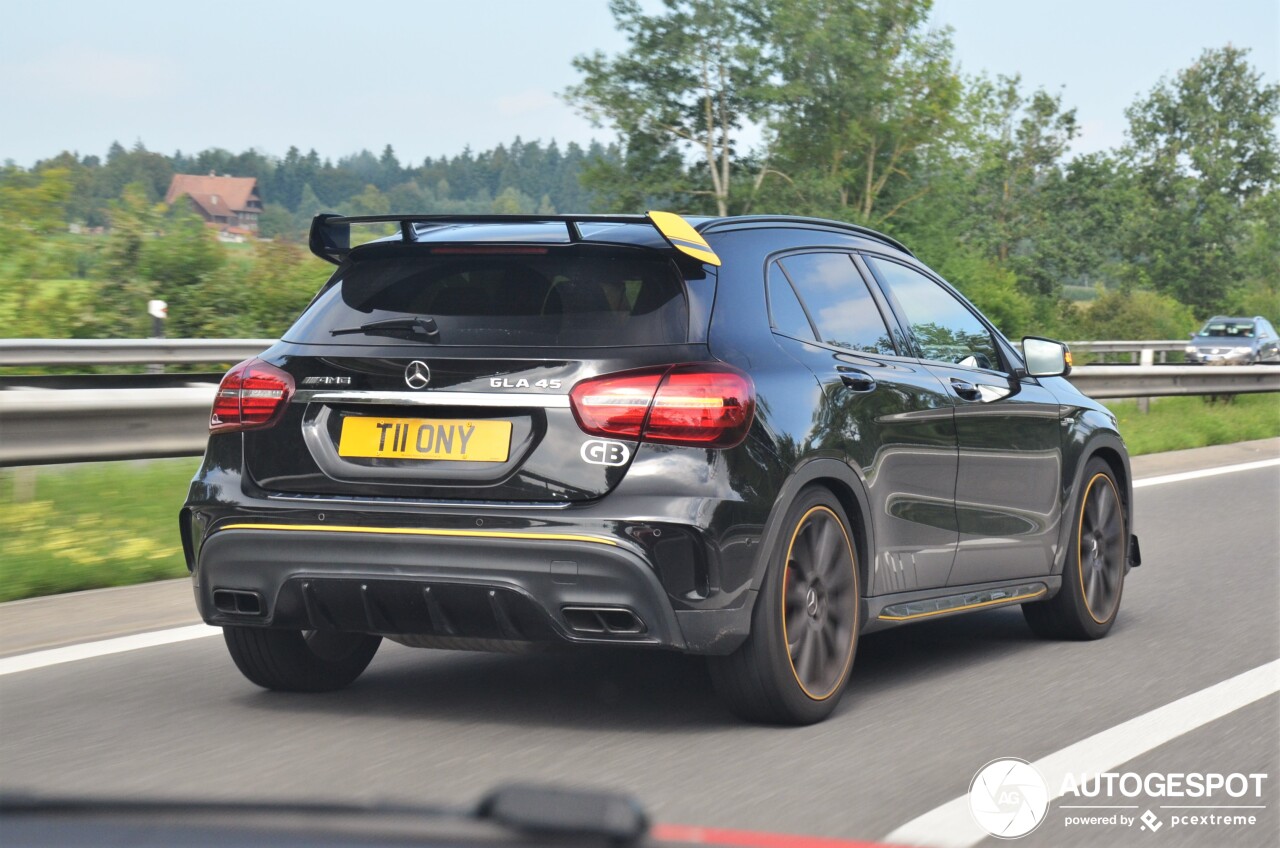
[
  {"x1": 212, "y1": 589, "x2": 264, "y2": 616},
  {"x1": 561, "y1": 606, "x2": 645, "y2": 636}
]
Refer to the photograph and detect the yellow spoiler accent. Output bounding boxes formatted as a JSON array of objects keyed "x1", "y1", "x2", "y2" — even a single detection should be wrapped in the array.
[{"x1": 647, "y1": 210, "x2": 721, "y2": 266}]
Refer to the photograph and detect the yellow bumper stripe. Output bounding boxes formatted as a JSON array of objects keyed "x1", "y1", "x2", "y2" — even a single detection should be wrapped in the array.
[{"x1": 217, "y1": 523, "x2": 619, "y2": 547}]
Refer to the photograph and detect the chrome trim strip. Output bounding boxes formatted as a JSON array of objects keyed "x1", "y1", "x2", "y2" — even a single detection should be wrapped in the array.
[
  {"x1": 265, "y1": 492, "x2": 571, "y2": 510},
  {"x1": 293, "y1": 390, "x2": 571, "y2": 408}
]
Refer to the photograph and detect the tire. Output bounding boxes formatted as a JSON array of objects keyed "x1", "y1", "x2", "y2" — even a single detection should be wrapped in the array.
[
  {"x1": 223, "y1": 627, "x2": 381, "y2": 692},
  {"x1": 1023, "y1": 458, "x2": 1127, "y2": 640},
  {"x1": 709, "y1": 486, "x2": 861, "y2": 724}
]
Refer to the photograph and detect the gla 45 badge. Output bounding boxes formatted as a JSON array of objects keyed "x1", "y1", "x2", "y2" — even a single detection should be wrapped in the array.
[{"x1": 489, "y1": 378, "x2": 563, "y2": 389}]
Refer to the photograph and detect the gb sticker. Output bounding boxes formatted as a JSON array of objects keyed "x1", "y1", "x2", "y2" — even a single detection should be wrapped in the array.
[{"x1": 580, "y1": 439, "x2": 631, "y2": 466}]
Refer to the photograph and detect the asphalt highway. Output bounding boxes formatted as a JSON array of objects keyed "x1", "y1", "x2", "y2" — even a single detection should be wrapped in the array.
[{"x1": 2, "y1": 439, "x2": 1278, "y2": 847}]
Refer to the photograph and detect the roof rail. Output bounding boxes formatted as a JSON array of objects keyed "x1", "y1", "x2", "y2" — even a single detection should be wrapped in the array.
[
  {"x1": 697, "y1": 215, "x2": 914, "y2": 257},
  {"x1": 308, "y1": 212, "x2": 720, "y2": 266}
]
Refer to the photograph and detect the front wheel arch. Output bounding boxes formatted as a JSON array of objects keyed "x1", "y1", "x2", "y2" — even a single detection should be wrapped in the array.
[{"x1": 1053, "y1": 431, "x2": 1135, "y2": 576}]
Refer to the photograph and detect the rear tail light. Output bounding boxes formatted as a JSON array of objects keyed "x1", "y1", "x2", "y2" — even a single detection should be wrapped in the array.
[
  {"x1": 210, "y1": 358, "x2": 294, "y2": 433},
  {"x1": 569, "y1": 364, "x2": 754, "y2": 448}
]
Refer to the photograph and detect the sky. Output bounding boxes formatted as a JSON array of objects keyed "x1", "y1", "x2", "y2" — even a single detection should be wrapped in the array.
[{"x1": 1, "y1": 0, "x2": 1276, "y2": 168}]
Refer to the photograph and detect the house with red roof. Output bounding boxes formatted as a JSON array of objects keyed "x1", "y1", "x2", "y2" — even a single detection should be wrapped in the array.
[{"x1": 164, "y1": 173, "x2": 263, "y2": 238}]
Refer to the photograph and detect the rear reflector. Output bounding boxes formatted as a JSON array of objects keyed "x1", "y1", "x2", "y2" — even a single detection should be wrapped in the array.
[
  {"x1": 210, "y1": 358, "x2": 294, "y2": 433},
  {"x1": 569, "y1": 364, "x2": 754, "y2": 448}
]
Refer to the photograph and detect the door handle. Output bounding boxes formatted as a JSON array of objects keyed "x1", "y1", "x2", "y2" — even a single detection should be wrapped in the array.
[
  {"x1": 950, "y1": 378, "x2": 982, "y2": 401},
  {"x1": 838, "y1": 369, "x2": 877, "y2": 392}
]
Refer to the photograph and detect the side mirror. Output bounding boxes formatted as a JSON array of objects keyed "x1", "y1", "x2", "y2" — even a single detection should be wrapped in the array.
[{"x1": 1022, "y1": 336, "x2": 1071, "y2": 378}]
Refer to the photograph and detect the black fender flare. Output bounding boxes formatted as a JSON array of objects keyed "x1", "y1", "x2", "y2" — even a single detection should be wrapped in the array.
[
  {"x1": 747, "y1": 455, "x2": 876, "y2": 596},
  {"x1": 1052, "y1": 428, "x2": 1135, "y2": 575}
]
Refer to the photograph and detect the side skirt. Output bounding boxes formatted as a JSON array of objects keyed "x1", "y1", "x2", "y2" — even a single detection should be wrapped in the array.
[{"x1": 861, "y1": 576, "x2": 1062, "y2": 633}]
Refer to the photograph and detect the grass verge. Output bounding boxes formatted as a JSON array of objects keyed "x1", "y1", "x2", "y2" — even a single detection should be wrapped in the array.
[
  {"x1": 0, "y1": 458, "x2": 197, "y2": 602},
  {"x1": 1108, "y1": 393, "x2": 1280, "y2": 455},
  {"x1": 1, "y1": 394, "x2": 1276, "y2": 602}
]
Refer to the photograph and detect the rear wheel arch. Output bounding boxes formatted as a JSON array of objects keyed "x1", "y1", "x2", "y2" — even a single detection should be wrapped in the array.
[{"x1": 750, "y1": 458, "x2": 874, "y2": 598}]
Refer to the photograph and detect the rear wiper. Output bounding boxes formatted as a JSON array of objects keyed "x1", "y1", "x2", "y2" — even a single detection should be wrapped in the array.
[{"x1": 331, "y1": 316, "x2": 440, "y2": 342}]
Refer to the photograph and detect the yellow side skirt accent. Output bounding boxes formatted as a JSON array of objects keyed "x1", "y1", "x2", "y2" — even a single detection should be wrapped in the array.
[
  {"x1": 217, "y1": 523, "x2": 618, "y2": 547},
  {"x1": 878, "y1": 589, "x2": 1046, "y2": 621}
]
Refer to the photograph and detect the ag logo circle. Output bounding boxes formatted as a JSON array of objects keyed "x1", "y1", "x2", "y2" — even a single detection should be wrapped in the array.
[{"x1": 969, "y1": 758, "x2": 1049, "y2": 839}]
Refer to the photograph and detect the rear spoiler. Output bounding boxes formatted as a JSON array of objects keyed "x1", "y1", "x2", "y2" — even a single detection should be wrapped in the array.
[{"x1": 308, "y1": 211, "x2": 721, "y2": 267}]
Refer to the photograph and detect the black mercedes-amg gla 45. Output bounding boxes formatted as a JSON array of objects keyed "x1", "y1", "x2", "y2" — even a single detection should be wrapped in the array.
[{"x1": 181, "y1": 211, "x2": 1141, "y2": 723}]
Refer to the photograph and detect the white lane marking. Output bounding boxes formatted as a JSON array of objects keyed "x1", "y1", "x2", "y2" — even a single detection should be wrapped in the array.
[
  {"x1": 883, "y1": 659, "x2": 1280, "y2": 848},
  {"x1": 0, "y1": 624, "x2": 219, "y2": 676},
  {"x1": 1134, "y1": 457, "x2": 1280, "y2": 488}
]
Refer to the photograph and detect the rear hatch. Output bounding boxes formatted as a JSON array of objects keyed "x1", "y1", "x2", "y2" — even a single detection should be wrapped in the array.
[{"x1": 243, "y1": 236, "x2": 710, "y2": 503}]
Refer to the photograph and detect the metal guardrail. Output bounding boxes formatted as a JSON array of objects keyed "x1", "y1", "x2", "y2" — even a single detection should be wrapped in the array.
[
  {"x1": 1067, "y1": 340, "x2": 1184, "y2": 354},
  {"x1": 0, "y1": 386, "x2": 216, "y2": 466},
  {"x1": 1067, "y1": 340, "x2": 1185, "y2": 365},
  {"x1": 1065, "y1": 365, "x2": 1280, "y2": 399},
  {"x1": 0, "y1": 339, "x2": 274, "y2": 367}
]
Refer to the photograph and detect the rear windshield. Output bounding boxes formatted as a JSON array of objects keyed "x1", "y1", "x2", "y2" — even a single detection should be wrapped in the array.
[{"x1": 284, "y1": 246, "x2": 688, "y2": 347}]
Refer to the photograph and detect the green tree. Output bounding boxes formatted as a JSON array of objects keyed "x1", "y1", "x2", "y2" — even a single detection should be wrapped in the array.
[
  {"x1": 566, "y1": 0, "x2": 770, "y2": 215},
  {"x1": 762, "y1": 0, "x2": 962, "y2": 224},
  {"x1": 93, "y1": 184, "x2": 164, "y2": 335},
  {"x1": 0, "y1": 167, "x2": 74, "y2": 336},
  {"x1": 186, "y1": 240, "x2": 329, "y2": 337},
  {"x1": 257, "y1": 203, "x2": 296, "y2": 240},
  {"x1": 346, "y1": 184, "x2": 390, "y2": 217},
  {"x1": 958, "y1": 76, "x2": 1077, "y2": 293},
  {"x1": 492, "y1": 186, "x2": 535, "y2": 214},
  {"x1": 1068, "y1": 289, "x2": 1197, "y2": 341},
  {"x1": 1121, "y1": 46, "x2": 1279, "y2": 314},
  {"x1": 142, "y1": 204, "x2": 225, "y2": 335}
]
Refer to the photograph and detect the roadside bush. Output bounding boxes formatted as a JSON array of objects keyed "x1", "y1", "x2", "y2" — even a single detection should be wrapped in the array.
[{"x1": 1068, "y1": 289, "x2": 1198, "y2": 340}]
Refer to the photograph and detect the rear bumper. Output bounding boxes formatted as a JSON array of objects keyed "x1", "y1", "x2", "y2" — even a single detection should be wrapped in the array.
[{"x1": 193, "y1": 524, "x2": 702, "y2": 650}]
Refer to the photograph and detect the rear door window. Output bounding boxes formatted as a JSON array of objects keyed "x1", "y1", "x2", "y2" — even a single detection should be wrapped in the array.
[
  {"x1": 285, "y1": 245, "x2": 688, "y2": 347},
  {"x1": 777, "y1": 252, "x2": 896, "y2": 355}
]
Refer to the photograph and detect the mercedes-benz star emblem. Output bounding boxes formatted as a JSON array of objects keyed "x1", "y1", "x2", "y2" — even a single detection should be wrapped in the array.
[{"x1": 404, "y1": 360, "x2": 431, "y2": 390}]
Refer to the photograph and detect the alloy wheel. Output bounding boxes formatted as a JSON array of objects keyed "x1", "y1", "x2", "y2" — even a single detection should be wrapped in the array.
[
  {"x1": 1078, "y1": 473, "x2": 1125, "y2": 623},
  {"x1": 782, "y1": 506, "x2": 858, "y2": 699}
]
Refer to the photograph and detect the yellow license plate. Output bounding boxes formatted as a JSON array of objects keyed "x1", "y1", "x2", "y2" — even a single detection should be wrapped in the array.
[{"x1": 338, "y1": 417, "x2": 512, "y2": 462}]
